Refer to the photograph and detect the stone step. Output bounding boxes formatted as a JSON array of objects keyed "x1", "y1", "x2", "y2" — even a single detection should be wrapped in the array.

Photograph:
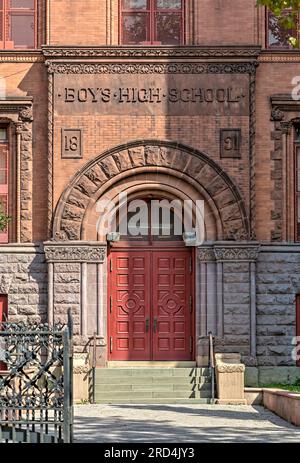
[
  {"x1": 95, "y1": 382, "x2": 211, "y2": 392},
  {"x1": 94, "y1": 398, "x2": 212, "y2": 405},
  {"x1": 95, "y1": 368, "x2": 210, "y2": 377},
  {"x1": 107, "y1": 361, "x2": 197, "y2": 368},
  {"x1": 96, "y1": 376, "x2": 211, "y2": 385},
  {"x1": 95, "y1": 390, "x2": 212, "y2": 400}
]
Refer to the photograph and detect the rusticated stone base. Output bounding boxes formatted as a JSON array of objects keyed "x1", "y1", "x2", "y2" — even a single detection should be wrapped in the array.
[{"x1": 0, "y1": 244, "x2": 47, "y2": 323}]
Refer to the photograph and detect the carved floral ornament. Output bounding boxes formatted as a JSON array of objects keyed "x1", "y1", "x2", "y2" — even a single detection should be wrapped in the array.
[
  {"x1": 44, "y1": 245, "x2": 106, "y2": 263},
  {"x1": 270, "y1": 96, "x2": 300, "y2": 134},
  {"x1": 46, "y1": 61, "x2": 258, "y2": 76},
  {"x1": 42, "y1": 46, "x2": 261, "y2": 60},
  {"x1": 198, "y1": 246, "x2": 260, "y2": 262},
  {"x1": 53, "y1": 142, "x2": 250, "y2": 243}
]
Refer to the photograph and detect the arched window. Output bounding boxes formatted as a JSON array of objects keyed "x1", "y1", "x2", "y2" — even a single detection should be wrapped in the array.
[
  {"x1": 120, "y1": 0, "x2": 185, "y2": 45},
  {"x1": 0, "y1": 0, "x2": 37, "y2": 50}
]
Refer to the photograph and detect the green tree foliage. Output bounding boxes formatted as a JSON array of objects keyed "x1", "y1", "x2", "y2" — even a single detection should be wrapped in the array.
[
  {"x1": 0, "y1": 203, "x2": 10, "y2": 232},
  {"x1": 257, "y1": 0, "x2": 300, "y2": 46}
]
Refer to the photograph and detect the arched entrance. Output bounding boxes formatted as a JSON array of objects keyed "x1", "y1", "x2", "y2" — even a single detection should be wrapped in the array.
[
  {"x1": 51, "y1": 140, "x2": 250, "y2": 365},
  {"x1": 107, "y1": 196, "x2": 195, "y2": 361}
]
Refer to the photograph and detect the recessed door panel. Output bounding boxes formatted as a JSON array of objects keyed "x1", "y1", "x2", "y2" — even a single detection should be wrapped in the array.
[
  {"x1": 108, "y1": 249, "x2": 193, "y2": 361},
  {"x1": 152, "y1": 251, "x2": 192, "y2": 361},
  {"x1": 109, "y1": 251, "x2": 151, "y2": 360}
]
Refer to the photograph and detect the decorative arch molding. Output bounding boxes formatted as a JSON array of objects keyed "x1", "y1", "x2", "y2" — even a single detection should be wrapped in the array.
[{"x1": 53, "y1": 140, "x2": 250, "y2": 242}]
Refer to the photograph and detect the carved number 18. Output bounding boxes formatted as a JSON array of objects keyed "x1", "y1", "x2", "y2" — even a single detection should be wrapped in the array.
[{"x1": 65, "y1": 135, "x2": 78, "y2": 152}]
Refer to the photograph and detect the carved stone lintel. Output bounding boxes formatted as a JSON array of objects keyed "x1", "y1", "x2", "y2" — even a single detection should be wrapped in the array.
[
  {"x1": 214, "y1": 246, "x2": 260, "y2": 262},
  {"x1": 44, "y1": 245, "x2": 106, "y2": 263},
  {"x1": 198, "y1": 248, "x2": 216, "y2": 262},
  {"x1": 42, "y1": 45, "x2": 261, "y2": 60},
  {"x1": 46, "y1": 62, "x2": 258, "y2": 75}
]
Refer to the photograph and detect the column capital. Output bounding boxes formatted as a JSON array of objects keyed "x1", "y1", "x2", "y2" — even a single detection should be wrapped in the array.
[
  {"x1": 214, "y1": 244, "x2": 260, "y2": 262},
  {"x1": 44, "y1": 242, "x2": 106, "y2": 263}
]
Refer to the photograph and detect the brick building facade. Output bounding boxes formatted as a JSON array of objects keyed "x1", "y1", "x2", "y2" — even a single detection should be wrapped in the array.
[{"x1": 0, "y1": 0, "x2": 300, "y2": 387}]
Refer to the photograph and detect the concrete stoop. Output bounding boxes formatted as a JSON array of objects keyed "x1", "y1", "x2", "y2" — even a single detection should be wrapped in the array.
[{"x1": 94, "y1": 366, "x2": 212, "y2": 404}]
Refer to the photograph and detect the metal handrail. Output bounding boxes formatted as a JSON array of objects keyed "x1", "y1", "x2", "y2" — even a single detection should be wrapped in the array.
[
  {"x1": 92, "y1": 333, "x2": 97, "y2": 404},
  {"x1": 208, "y1": 332, "x2": 215, "y2": 403}
]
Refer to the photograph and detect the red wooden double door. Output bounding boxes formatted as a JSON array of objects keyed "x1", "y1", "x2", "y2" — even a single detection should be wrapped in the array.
[{"x1": 108, "y1": 249, "x2": 194, "y2": 361}]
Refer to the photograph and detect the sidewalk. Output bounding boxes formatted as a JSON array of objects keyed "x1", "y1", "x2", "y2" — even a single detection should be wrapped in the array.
[{"x1": 74, "y1": 404, "x2": 300, "y2": 443}]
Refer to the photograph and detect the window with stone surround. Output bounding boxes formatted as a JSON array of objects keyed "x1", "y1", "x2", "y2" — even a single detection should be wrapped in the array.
[
  {"x1": 295, "y1": 125, "x2": 300, "y2": 243},
  {"x1": 267, "y1": 8, "x2": 299, "y2": 49},
  {"x1": 120, "y1": 0, "x2": 185, "y2": 45},
  {"x1": 0, "y1": 127, "x2": 9, "y2": 243},
  {"x1": 0, "y1": 0, "x2": 37, "y2": 49}
]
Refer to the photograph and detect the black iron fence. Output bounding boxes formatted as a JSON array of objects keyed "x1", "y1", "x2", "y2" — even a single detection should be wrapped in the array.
[{"x1": 0, "y1": 315, "x2": 73, "y2": 443}]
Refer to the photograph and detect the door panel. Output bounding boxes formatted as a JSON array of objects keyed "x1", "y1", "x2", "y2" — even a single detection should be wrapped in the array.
[
  {"x1": 109, "y1": 252, "x2": 151, "y2": 360},
  {"x1": 108, "y1": 249, "x2": 193, "y2": 361},
  {"x1": 152, "y1": 251, "x2": 192, "y2": 361}
]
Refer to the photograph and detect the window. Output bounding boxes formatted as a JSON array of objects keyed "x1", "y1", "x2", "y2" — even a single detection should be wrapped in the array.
[
  {"x1": 0, "y1": 128, "x2": 9, "y2": 243},
  {"x1": 267, "y1": 9, "x2": 299, "y2": 49},
  {"x1": 116, "y1": 197, "x2": 186, "y2": 244},
  {"x1": 120, "y1": 0, "x2": 185, "y2": 45},
  {"x1": 0, "y1": 0, "x2": 37, "y2": 50},
  {"x1": 295, "y1": 126, "x2": 300, "y2": 242}
]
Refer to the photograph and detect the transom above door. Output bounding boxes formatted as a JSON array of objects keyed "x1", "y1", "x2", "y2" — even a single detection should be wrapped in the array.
[{"x1": 108, "y1": 249, "x2": 194, "y2": 361}]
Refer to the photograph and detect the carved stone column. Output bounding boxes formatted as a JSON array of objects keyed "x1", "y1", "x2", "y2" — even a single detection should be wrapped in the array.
[
  {"x1": 197, "y1": 247, "x2": 216, "y2": 366},
  {"x1": 44, "y1": 243, "x2": 107, "y2": 353},
  {"x1": 214, "y1": 244, "x2": 260, "y2": 365}
]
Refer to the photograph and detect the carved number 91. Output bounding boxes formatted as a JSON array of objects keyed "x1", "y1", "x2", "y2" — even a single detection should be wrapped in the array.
[{"x1": 65, "y1": 135, "x2": 78, "y2": 152}]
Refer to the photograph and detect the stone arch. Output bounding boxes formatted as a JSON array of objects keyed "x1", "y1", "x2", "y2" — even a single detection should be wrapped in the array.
[{"x1": 53, "y1": 140, "x2": 250, "y2": 241}]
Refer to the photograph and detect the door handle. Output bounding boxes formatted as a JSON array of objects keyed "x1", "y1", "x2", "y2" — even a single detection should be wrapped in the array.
[
  {"x1": 145, "y1": 318, "x2": 150, "y2": 332},
  {"x1": 153, "y1": 318, "x2": 157, "y2": 333}
]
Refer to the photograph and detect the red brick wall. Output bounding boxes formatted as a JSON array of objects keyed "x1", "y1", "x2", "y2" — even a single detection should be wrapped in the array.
[
  {"x1": 1, "y1": 1, "x2": 299, "y2": 243},
  {"x1": 2, "y1": 62, "x2": 48, "y2": 241},
  {"x1": 49, "y1": 0, "x2": 107, "y2": 45}
]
